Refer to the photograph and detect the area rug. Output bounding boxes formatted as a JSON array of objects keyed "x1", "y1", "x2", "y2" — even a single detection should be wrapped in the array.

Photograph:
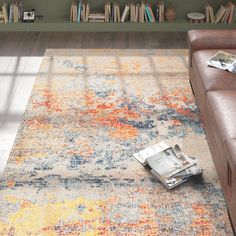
[{"x1": 0, "y1": 49, "x2": 233, "y2": 235}]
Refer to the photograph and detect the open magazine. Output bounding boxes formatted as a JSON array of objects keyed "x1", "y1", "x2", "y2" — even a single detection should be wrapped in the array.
[
  {"x1": 207, "y1": 50, "x2": 236, "y2": 74},
  {"x1": 133, "y1": 142, "x2": 203, "y2": 189}
]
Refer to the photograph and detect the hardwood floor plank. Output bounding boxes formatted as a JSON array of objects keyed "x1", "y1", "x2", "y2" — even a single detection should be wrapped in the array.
[{"x1": 0, "y1": 150, "x2": 10, "y2": 173}]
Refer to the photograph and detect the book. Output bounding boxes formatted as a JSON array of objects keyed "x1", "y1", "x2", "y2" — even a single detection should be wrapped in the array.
[
  {"x1": 0, "y1": 10, "x2": 4, "y2": 23},
  {"x1": 135, "y1": 3, "x2": 140, "y2": 22},
  {"x1": 89, "y1": 13, "x2": 105, "y2": 22},
  {"x1": 158, "y1": 0, "x2": 164, "y2": 22},
  {"x1": 70, "y1": 0, "x2": 77, "y2": 22},
  {"x1": 9, "y1": 3, "x2": 13, "y2": 23},
  {"x1": 121, "y1": 4, "x2": 130, "y2": 22},
  {"x1": 130, "y1": 0, "x2": 135, "y2": 22},
  {"x1": 145, "y1": 5, "x2": 152, "y2": 22},
  {"x1": 82, "y1": 2, "x2": 86, "y2": 22},
  {"x1": 2, "y1": 3, "x2": 8, "y2": 24},
  {"x1": 148, "y1": 5, "x2": 155, "y2": 22},
  {"x1": 13, "y1": 1, "x2": 19, "y2": 23},
  {"x1": 205, "y1": 3, "x2": 210, "y2": 23},
  {"x1": 112, "y1": 2, "x2": 120, "y2": 22},
  {"x1": 86, "y1": 2, "x2": 90, "y2": 22},
  {"x1": 105, "y1": 1, "x2": 111, "y2": 22},
  {"x1": 226, "y1": 1, "x2": 235, "y2": 23},
  {"x1": 207, "y1": 50, "x2": 236, "y2": 73},
  {"x1": 133, "y1": 142, "x2": 203, "y2": 189},
  {"x1": 18, "y1": 0, "x2": 23, "y2": 22},
  {"x1": 156, "y1": 2, "x2": 159, "y2": 22},
  {"x1": 214, "y1": 5, "x2": 226, "y2": 23},
  {"x1": 205, "y1": 3, "x2": 214, "y2": 23},
  {"x1": 77, "y1": 1, "x2": 82, "y2": 22},
  {"x1": 89, "y1": 13, "x2": 105, "y2": 19},
  {"x1": 140, "y1": 0, "x2": 145, "y2": 23}
]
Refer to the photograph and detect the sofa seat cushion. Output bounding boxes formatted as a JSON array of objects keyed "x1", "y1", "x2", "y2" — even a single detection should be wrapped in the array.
[
  {"x1": 192, "y1": 49, "x2": 236, "y2": 94},
  {"x1": 206, "y1": 91, "x2": 236, "y2": 141},
  {"x1": 206, "y1": 91, "x2": 236, "y2": 192}
]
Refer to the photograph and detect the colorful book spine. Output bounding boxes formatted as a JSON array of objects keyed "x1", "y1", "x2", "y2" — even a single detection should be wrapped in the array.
[
  {"x1": 145, "y1": 5, "x2": 152, "y2": 22},
  {"x1": 78, "y1": 2, "x2": 81, "y2": 22}
]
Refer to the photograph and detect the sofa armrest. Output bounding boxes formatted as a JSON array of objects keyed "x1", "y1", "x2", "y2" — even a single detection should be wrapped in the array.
[{"x1": 188, "y1": 30, "x2": 236, "y2": 67}]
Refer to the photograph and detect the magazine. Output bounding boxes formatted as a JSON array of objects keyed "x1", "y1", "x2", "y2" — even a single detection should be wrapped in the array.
[
  {"x1": 133, "y1": 142, "x2": 203, "y2": 189},
  {"x1": 207, "y1": 50, "x2": 236, "y2": 73}
]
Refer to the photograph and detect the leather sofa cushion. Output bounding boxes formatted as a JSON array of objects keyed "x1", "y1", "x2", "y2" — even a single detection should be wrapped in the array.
[
  {"x1": 188, "y1": 30, "x2": 236, "y2": 55},
  {"x1": 193, "y1": 49, "x2": 236, "y2": 93},
  {"x1": 206, "y1": 91, "x2": 236, "y2": 142}
]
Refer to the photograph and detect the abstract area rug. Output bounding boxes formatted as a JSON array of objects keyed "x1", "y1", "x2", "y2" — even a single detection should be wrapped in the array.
[{"x1": 0, "y1": 49, "x2": 233, "y2": 235}]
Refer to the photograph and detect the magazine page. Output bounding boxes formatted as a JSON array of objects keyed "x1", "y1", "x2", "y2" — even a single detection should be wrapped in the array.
[
  {"x1": 151, "y1": 169, "x2": 188, "y2": 189},
  {"x1": 174, "y1": 163, "x2": 203, "y2": 178},
  {"x1": 207, "y1": 50, "x2": 236, "y2": 72},
  {"x1": 133, "y1": 142, "x2": 169, "y2": 165},
  {"x1": 146, "y1": 147, "x2": 197, "y2": 179},
  {"x1": 228, "y1": 61, "x2": 236, "y2": 73}
]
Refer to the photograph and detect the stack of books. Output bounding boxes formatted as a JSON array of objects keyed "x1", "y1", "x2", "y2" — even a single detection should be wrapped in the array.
[
  {"x1": 121, "y1": 1, "x2": 144, "y2": 23},
  {"x1": 205, "y1": 1, "x2": 235, "y2": 23},
  {"x1": 1, "y1": 0, "x2": 23, "y2": 24},
  {"x1": 89, "y1": 13, "x2": 105, "y2": 22},
  {"x1": 70, "y1": 0, "x2": 90, "y2": 22},
  {"x1": 121, "y1": 0, "x2": 157, "y2": 23},
  {"x1": 133, "y1": 142, "x2": 203, "y2": 189}
]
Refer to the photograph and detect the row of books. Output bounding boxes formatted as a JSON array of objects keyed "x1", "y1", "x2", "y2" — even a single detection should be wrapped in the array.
[
  {"x1": 0, "y1": 1, "x2": 24, "y2": 24},
  {"x1": 70, "y1": 0, "x2": 165, "y2": 23},
  {"x1": 205, "y1": 1, "x2": 235, "y2": 24}
]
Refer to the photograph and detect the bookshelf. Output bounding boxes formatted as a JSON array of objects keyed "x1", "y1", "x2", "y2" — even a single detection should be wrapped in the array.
[{"x1": 0, "y1": 0, "x2": 235, "y2": 32}]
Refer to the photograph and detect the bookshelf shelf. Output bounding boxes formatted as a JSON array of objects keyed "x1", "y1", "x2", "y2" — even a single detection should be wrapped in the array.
[
  {"x1": 0, "y1": 0, "x2": 235, "y2": 32},
  {"x1": 0, "y1": 19, "x2": 236, "y2": 32}
]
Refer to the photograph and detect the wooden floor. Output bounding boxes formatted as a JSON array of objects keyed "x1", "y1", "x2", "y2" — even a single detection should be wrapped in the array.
[{"x1": 0, "y1": 32, "x2": 187, "y2": 172}]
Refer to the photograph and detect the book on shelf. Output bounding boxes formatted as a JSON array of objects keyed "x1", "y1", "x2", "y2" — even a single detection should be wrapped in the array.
[
  {"x1": 140, "y1": 0, "x2": 145, "y2": 22},
  {"x1": 86, "y1": 2, "x2": 90, "y2": 22},
  {"x1": 121, "y1": 3, "x2": 130, "y2": 22},
  {"x1": 135, "y1": 2, "x2": 140, "y2": 22},
  {"x1": 70, "y1": 0, "x2": 77, "y2": 22},
  {"x1": 145, "y1": 4, "x2": 155, "y2": 22},
  {"x1": 0, "y1": 10, "x2": 4, "y2": 23},
  {"x1": 207, "y1": 50, "x2": 236, "y2": 74},
  {"x1": 1, "y1": 0, "x2": 23, "y2": 24},
  {"x1": 157, "y1": 0, "x2": 164, "y2": 22},
  {"x1": 130, "y1": 0, "x2": 135, "y2": 22},
  {"x1": 205, "y1": 1, "x2": 235, "y2": 24},
  {"x1": 13, "y1": 1, "x2": 19, "y2": 23},
  {"x1": 105, "y1": 1, "x2": 111, "y2": 22},
  {"x1": 9, "y1": 3, "x2": 13, "y2": 23},
  {"x1": 89, "y1": 13, "x2": 105, "y2": 22},
  {"x1": 70, "y1": 0, "x2": 90, "y2": 23},
  {"x1": 112, "y1": 1, "x2": 120, "y2": 22},
  {"x1": 214, "y1": 5, "x2": 226, "y2": 23},
  {"x1": 2, "y1": 3, "x2": 8, "y2": 23},
  {"x1": 133, "y1": 142, "x2": 203, "y2": 189},
  {"x1": 226, "y1": 1, "x2": 235, "y2": 23},
  {"x1": 77, "y1": 1, "x2": 82, "y2": 22}
]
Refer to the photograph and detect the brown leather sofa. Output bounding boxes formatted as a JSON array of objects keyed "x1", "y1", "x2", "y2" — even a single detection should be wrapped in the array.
[{"x1": 188, "y1": 30, "x2": 236, "y2": 233}]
